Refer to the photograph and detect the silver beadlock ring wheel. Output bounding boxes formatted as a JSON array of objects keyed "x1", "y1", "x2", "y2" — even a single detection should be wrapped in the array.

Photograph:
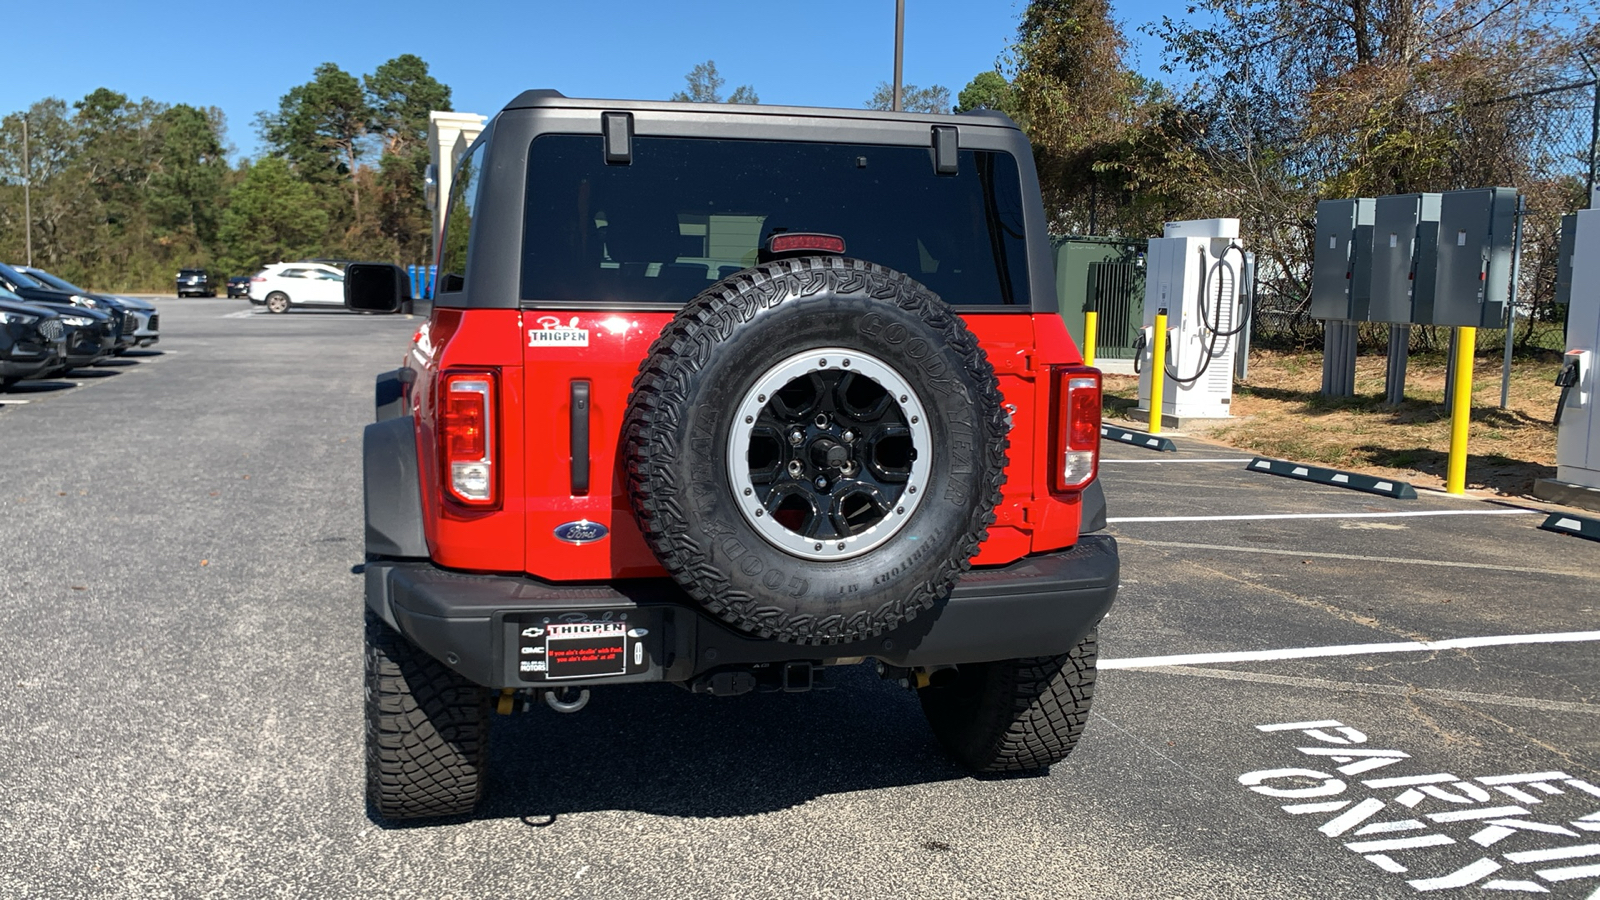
[{"x1": 727, "y1": 347, "x2": 932, "y2": 561}]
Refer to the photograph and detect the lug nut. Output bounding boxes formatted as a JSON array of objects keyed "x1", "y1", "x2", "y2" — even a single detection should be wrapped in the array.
[
  {"x1": 788, "y1": 460, "x2": 804, "y2": 476},
  {"x1": 842, "y1": 430, "x2": 855, "y2": 443},
  {"x1": 814, "y1": 476, "x2": 828, "y2": 490},
  {"x1": 814, "y1": 414, "x2": 828, "y2": 428}
]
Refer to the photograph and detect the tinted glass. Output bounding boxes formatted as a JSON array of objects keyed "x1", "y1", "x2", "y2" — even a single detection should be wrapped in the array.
[
  {"x1": 439, "y1": 139, "x2": 487, "y2": 293},
  {"x1": 0, "y1": 263, "x2": 43, "y2": 289},
  {"x1": 24, "y1": 269, "x2": 87, "y2": 294},
  {"x1": 520, "y1": 136, "x2": 1029, "y2": 306}
]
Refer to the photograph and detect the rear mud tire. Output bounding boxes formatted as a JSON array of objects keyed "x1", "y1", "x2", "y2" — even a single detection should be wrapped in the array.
[
  {"x1": 624, "y1": 256, "x2": 1008, "y2": 646},
  {"x1": 364, "y1": 609, "x2": 490, "y2": 820},
  {"x1": 919, "y1": 630, "x2": 1098, "y2": 773}
]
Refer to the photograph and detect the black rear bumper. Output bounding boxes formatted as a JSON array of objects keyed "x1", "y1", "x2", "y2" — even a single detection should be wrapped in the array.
[{"x1": 364, "y1": 536, "x2": 1119, "y2": 689}]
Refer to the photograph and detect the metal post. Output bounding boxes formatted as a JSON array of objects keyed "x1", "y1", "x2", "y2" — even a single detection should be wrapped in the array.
[
  {"x1": 1587, "y1": 55, "x2": 1598, "y2": 208},
  {"x1": 1447, "y1": 325, "x2": 1476, "y2": 494},
  {"x1": 1149, "y1": 309, "x2": 1168, "y2": 434},
  {"x1": 1322, "y1": 320, "x2": 1357, "y2": 397},
  {"x1": 1083, "y1": 309, "x2": 1098, "y2": 367},
  {"x1": 1500, "y1": 194, "x2": 1525, "y2": 409},
  {"x1": 892, "y1": 0, "x2": 905, "y2": 112},
  {"x1": 1385, "y1": 324, "x2": 1408, "y2": 405},
  {"x1": 22, "y1": 115, "x2": 32, "y2": 267}
]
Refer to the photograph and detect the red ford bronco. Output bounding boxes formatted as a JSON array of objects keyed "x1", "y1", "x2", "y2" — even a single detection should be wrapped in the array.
[{"x1": 347, "y1": 90, "x2": 1119, "y2": 820}]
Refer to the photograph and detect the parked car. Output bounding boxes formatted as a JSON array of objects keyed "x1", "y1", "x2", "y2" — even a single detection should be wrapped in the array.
[
  {"x1": 346, "y1": 90, "x2": 1115, "y2": 820},
  {"x1": 0, "y1": 262, "x2": 129, "y2": 356},
  {"x1": 248, "y1": 262, "x2": 346, "y2": 313},
  {"x1": 17, "y1": 266, "x2": 158, "y2": 350},
  {"x1": 0, "y1": 288, "x2": 67, "y2": 386},
  {"x1": 227, "y1": 276, "x2": 251, "y2": 299},
  {"x1": 176, "y1": 268, "x2": 214, "y2": 297}
]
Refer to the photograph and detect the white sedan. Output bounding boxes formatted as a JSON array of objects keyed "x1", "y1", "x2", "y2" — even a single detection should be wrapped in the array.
[{"x1": 249, "y1": 263, "x2": 346, "y2": 313}]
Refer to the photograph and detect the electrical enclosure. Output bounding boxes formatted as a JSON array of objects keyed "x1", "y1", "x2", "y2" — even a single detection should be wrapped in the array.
[
  {"x1": 1556, "y1": 214, "x2": 1578, "y2": 307},
  {"x1": 1052, "y1": 236, "x2": 1147, "y2": 360},
  {"x1": 1310, "y1": 198, "x2": 1375, "y2": 321},
  {"x1": 1424, "y1": 187, "x2": 1517, "y2": 327},
  {"x1": 1369, "y1": 193, "x2": 1441, "y2": 324}
]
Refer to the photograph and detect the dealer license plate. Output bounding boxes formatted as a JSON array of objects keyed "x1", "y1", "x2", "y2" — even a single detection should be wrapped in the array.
[{"x1": 538, "y1": 621, "x2": 628, "y2": 680}]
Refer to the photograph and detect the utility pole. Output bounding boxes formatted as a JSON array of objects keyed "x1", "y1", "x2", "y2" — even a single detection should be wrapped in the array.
[
  {"x1": 892, "y1": 0, "x2": 905, "y2": 112},
  {"x1": 22, "y1": 114, "x2": 33, "y2": 266}
]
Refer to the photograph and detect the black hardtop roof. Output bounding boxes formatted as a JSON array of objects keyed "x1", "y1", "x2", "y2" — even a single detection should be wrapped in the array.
[{"x1": 501, "y1": 89, "x2": 1018, "y2": 130}]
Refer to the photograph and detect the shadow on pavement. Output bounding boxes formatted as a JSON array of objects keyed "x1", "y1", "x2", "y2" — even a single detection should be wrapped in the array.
[
  {"x1": 372, "y1": 665, "x2": 973, "y2": 827},
  {"x1": 2, "y1": 380, "x2": 78, "y2": 394}
]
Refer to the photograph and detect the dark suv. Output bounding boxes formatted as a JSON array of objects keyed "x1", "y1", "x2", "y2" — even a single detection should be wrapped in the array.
[
  {"x1": 176, "y1": 268, "x2": 213, "y2": 297},
  {"x1": 346, "y1": 90, "x2": 1119, "y2": 820}
]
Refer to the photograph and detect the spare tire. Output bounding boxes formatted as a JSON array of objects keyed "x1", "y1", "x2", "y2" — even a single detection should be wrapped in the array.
[{"x1": 624, "y1": 256, "x2": 1009, "y2": 645}]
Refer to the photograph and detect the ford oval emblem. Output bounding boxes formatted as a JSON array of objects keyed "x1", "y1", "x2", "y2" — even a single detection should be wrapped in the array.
[{"x1": 554, "y1": 520, "x2": 609, "y2": 544}]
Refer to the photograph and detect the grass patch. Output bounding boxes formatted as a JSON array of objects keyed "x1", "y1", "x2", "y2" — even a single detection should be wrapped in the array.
[{"x1": 1101, "y1": 349, "x2": 1562, "y2": 497}]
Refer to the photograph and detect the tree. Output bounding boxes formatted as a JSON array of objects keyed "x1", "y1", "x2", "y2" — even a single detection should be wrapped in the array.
[
  {"x1": 1008, "y1": 0, "x2": 1141, "y2": 231},
  {"x1": 865, "y1": 83, "x2": 952, "y2": 113},
  {"x1": 365, "y1": 54, "x2": 452, "y2": 156},
  {"x1": 148, "y1": 104, "x2": 229, "y2": 246},
  {"x1": 260, "y1": 63, "x2": 372, "y2": 231},
  {"x1": 364, "y1": 55, "x2": 453, "y2": 264},
  {"x1": 670, "y1": 61, "x2": 759, "y2": 104},
  {"x1": 217, "y1": 157, "x2": 328, "y2": 273},
  {"x1": 955, "y1": 72, "x2": 1016, "y2": 117}
]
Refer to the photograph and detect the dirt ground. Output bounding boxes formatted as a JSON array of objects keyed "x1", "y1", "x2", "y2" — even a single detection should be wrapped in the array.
[{"x1": 1102, "y1": 349, "x2": 1566, "y2": 498}]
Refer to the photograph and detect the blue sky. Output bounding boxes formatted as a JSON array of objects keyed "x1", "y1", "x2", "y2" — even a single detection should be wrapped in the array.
[{"x1": 2, "y1": 0, "x2": 1193, "y2": 161}]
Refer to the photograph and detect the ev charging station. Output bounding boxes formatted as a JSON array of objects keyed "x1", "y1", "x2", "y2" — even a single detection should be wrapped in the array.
[
  {"x1": 1136, "y1": 218, "x2": 1249, "y2": 426},
  {"x1": 1538, "y1": 208, "x2": 1600, "y2": 507}
]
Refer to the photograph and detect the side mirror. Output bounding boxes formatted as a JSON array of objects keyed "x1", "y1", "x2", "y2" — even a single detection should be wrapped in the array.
[{"x1": 345, "y1": 263, "x2": 411, "y2": 314}]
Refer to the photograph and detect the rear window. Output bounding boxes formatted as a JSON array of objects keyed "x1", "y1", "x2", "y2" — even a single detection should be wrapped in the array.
[{"x1": 520, "y1": 135, "x2": 1029, "y2": 307}]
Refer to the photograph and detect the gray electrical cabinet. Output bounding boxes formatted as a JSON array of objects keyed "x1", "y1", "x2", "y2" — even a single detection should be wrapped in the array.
[
  {"x1": 1556, "y1": 213, "x2": 1578, "y2": 307},
  {"x1": 1426, "y1": 187, "x2": 1517, "y2": 327},
  {"x1": 1311, "y1": 198, "x2": 1376, "y2": 320},
  {"x1": 1369, "y1": 193, "x2": 1441, "y2": 323}
]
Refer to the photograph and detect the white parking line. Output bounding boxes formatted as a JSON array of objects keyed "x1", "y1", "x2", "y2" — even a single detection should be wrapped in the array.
[
  {"x1": 1100, "y1": 458, "x2": 1254, "y2": 464},
  {"x1": 1125, "y1": 539, "x2": 1582, "y2": 577},
  {"x1": 1108, "y1": 509, "x2": 1539, "y2": 524},
  {"x1": 1132, "y1": 666, "x2": 1600, "y2": 716},
  {"x1": 1101, "y1": 630, "x2": 1600, "y2": 669}
]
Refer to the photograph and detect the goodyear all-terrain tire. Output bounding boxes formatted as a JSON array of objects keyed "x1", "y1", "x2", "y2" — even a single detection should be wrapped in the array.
[
  {"x1": 364, "y1": 609, "x2": 491, "y2": 820},
  {"x1": 919, "y1": 630, "x2": 1098, "y2": 772},
  {"x1": 624, "y1": 256, "x2": 1008, "y2": 645}
]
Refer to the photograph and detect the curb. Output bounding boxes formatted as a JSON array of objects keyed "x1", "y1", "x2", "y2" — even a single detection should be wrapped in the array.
[
  {"x1": 1539, "y1": 512, "x2": 1600, "y2": 542},
  {"x1": 1100, "y1": 425, "x2": 1176, "y2": 452},
  {"x1": 1245, "y1": 457, "x2": 1418, "y2": 499}
]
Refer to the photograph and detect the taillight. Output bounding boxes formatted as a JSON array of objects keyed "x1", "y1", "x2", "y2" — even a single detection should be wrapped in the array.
[
  {"x1": 1051, "y1": 365, "x2": 1101, "y2": 493},
  {"x1": 441, "y1": 371, "x2": 497, "y2": 506},
  {"x1": 250, "y1": 277, "x2": 266, "y2": 282}
]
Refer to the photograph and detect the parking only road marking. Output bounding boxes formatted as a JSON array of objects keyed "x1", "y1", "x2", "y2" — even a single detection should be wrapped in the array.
[
  {"x1": 1108, "y1": 509, "x2": 1539, "y2": 524},
  {"x1": 1125, "y1": 539, "x2": 1584, "y2": 577},
  {"x1": 1101, "y1": 630, "x2": 1600, "y2": 670},
  {"x1": 1101, "y1": 458, "x2": 1255, "y2": 464},
  {"x1": 1241, "y1": 721, "x2": 1600, "y2": 894}
]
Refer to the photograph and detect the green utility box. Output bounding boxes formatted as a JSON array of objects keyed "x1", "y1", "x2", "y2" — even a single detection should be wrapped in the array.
[{"x1": 1052, "y1": 236, "x2": 1147, "y2": 360}]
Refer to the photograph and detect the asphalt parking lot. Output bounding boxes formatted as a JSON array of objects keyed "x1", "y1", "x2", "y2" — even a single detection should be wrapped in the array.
[{"x1": 2, "y1": 298, "x2": 1597, "y2": 899}]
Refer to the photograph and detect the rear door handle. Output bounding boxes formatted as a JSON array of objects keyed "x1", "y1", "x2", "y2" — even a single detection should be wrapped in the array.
[{"x1": 570, "y1": 380, "x2": 591, "y2": 495}]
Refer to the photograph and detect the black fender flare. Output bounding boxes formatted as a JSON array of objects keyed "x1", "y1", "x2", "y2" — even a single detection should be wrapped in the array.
[{"x1": 364, "y1": 415, "x2": 428, "y2": 559}]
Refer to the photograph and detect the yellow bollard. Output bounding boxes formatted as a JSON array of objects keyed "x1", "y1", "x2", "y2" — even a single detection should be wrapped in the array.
[
  {"x1": 1083, "y1": 310, "x2": 1098, "y2": 368},
  {"x1": 1148, "y1": 311, "x2": 1168, "y2": 434},
  {"x1": 1446, "y1": 326, "x2": 1476, "y2": 495}
]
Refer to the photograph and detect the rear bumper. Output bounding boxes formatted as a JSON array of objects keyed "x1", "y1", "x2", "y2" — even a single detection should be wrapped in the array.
[{"x1": 364, "y1": 536, "x2": 1119, "y2": 690}]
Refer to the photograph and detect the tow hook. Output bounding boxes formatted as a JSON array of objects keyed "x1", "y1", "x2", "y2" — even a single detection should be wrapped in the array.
[{"x1": 543, "y1": 686, "x2": 590, "y2": 714}]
